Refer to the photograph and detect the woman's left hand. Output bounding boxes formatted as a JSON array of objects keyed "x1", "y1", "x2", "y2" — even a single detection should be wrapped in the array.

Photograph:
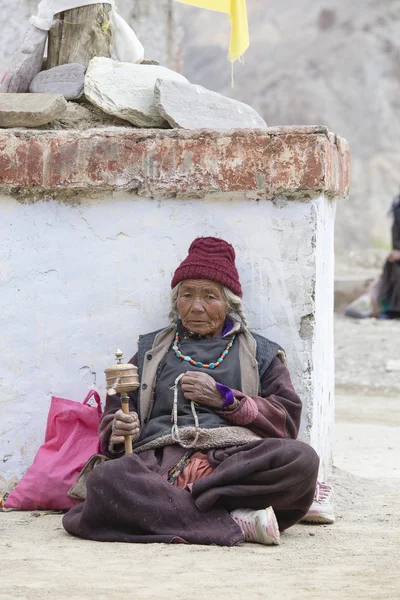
[{"x1": 181, "y1": 371, "x2": 223, "y2": 408}]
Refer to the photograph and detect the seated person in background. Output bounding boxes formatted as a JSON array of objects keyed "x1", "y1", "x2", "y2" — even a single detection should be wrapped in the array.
[
  {"x1": 63, "y1": 237, "x2": 324, "y2": 546},
  {"x1": 345, "y1": 193, "x2": 400, "y2": 319},
  {"x1": 377, "y1": 194, "x2": 400, "y2": 318}
]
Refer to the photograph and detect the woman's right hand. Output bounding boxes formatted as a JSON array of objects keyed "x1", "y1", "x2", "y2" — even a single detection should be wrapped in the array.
[{"x1": 110, "y1": 409, "x2": 141, "y2": 445}]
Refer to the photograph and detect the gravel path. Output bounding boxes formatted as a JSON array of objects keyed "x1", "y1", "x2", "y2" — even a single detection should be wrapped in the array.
[{"x1": 335, "y1": 314, "x2": 400, "y2": 395}]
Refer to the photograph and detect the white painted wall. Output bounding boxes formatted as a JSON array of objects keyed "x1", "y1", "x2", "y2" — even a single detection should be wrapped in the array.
[
  {"x1": 310, "y1": 196, "x2": 336, "y2": 478},
  {"x1": 0, "y1": 191, "x2": 335, "y2": 491}
]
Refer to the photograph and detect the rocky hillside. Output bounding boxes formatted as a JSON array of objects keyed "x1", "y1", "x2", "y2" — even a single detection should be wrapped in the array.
[{"x1": 179, "y1": 0, "x2": 400, "y2": 250}]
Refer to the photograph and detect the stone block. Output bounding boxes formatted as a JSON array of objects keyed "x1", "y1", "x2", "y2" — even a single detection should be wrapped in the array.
[
  {"x1": 1, "y1": 25, "x2": 47, "y2": 94},
  {"x1": 84, "y1": 57, "x2": 189, "y2": 127},
  {"x1": 29, "y1": 64, "x2": 85, "y2": 101},
  {"x1": 155, "y1": 79, "x2": 268, "y2": 129},
  {"x1": 0, "y1": 126, "x2": 350, "y2": 197},
  {"x1": 0, "y1": 94, "x2": 67, "y2": 128}
]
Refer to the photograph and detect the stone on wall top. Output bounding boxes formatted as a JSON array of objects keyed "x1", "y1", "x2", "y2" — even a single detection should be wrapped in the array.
[{"x1": 0, "y1": 125, "x2": 349, "y2": 199}]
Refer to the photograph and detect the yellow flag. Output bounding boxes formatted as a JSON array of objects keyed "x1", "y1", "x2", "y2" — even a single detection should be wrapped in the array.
[{"x1": 175, "y1": 0, "x2": 249, "y2": 63}]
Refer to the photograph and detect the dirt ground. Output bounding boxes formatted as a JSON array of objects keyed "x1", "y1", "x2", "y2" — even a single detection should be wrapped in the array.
[
  {"x1": 335, "y1": 314, "x2": 400, "y2": 396},
  {"x1": 1, "y1": 315, "x2": 400, "y2": 600}
]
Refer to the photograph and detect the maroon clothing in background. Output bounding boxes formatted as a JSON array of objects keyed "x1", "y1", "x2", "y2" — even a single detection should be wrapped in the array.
[{"x1": 380, "y1": 199, "x2": 400, "y2": 314}]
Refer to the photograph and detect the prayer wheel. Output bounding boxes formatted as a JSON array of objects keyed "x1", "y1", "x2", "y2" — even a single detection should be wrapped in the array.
[{"x1": 104, "y1": 349, "x2": 139, "y2": 454}]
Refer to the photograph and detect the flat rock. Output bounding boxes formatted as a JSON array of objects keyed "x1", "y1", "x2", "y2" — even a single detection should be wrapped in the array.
[
  {"x1": 0, "y1": 94, "x2": 67, "y2": 128},
  {"x1": 29, "y1": 64, "x2": 86, "y2": 100},
  {"x1": 1, "y1": 25, "x2": 47, "y2": 93},
  {"x1": 84, "y1": 57, "x2": 189, "y2": 127},
  {"x1": 154, "y1": 80, "x2": 268, "y2": 130}
]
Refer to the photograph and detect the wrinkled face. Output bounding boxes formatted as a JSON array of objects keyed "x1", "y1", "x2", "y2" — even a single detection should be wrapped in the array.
[{"x1": 177, "y1": 279, "x2": 228, "y2": 338}]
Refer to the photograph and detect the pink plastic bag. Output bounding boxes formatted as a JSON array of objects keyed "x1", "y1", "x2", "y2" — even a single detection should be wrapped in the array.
[{"x1": 5, "y1": 390, "x2": 102, "y2": 511}]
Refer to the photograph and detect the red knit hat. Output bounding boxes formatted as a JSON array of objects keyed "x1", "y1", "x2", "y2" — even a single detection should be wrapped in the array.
[{"x1": 171, "y1": 237, "x2": 242, "y2": 297}]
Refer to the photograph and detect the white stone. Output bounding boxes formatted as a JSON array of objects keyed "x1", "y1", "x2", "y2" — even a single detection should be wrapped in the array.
[
  {"x1": 84, "y1": 57, "x2": 189, "y2": 127},
  {"x1": 0, "y1": 192, "x2": 336, "y2": 494},
  {"x1": 155, "y1": 79, "x2": 268, "y2": 129}
]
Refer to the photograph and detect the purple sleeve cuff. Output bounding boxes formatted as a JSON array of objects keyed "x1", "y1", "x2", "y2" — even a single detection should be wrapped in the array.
[{"x1": 216, "y1": 382, "x2": 236, "y2": 408}]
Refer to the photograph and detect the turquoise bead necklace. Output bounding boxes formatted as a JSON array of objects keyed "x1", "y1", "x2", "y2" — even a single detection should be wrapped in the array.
[{"x1": 172, "y1": 331, "x2": 236, "y2": 369}]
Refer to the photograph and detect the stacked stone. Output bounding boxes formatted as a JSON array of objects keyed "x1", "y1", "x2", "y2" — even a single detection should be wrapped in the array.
[
  {"x1": 83, "y1": 57, "x2": 267, "y2": 129},
  {"x1": 0, "y1": 8, "x2": 267, "y2": 130}
]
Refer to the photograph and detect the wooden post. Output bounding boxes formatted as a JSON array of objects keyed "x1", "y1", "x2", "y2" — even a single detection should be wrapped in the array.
[{"x1": 47, "y1": 4, "x2": 112, "y2": 69}]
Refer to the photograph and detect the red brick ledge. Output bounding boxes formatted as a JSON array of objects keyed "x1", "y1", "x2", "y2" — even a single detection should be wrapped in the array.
[{"x1": 0, "y1": 125, "x2": 349, "y2": 198}]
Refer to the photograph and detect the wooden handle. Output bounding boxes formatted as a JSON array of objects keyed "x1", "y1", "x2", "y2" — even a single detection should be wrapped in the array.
[{"x1": 121, "y1": 398, "x2": 133, "y2": 455}]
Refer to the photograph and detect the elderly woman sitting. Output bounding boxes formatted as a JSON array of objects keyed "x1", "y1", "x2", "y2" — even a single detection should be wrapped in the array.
[{"x1": 63, "y1": 237, "x2": 319, "y2": 546}]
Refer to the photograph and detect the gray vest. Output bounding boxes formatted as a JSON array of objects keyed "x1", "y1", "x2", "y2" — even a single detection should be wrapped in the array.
[
  {"x1": 136, "y1": 328, "x2": 281, "y2": 415},
  {"x1": 137, "y1": 335, "x2": 243, "y2": 448}
]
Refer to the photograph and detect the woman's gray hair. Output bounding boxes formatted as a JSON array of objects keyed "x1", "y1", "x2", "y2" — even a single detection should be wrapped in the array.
[{"x1": 169, "y1": 282, "x2": 248, "y2": 329}]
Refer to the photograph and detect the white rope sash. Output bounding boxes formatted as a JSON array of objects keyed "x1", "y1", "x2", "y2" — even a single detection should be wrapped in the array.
[{"x1": 171, "y1": 373, "x2": 200, "y2": 449}]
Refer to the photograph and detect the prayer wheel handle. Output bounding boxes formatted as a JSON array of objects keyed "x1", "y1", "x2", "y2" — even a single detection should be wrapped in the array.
[{"x1": 104, "y1": 349, "x2": 140, "y2": 455}]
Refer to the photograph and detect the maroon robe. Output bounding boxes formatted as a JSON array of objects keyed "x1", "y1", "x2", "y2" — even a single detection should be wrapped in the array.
[{"x1": 63, "y1": 356, "x2": 319, "y2": 545}]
